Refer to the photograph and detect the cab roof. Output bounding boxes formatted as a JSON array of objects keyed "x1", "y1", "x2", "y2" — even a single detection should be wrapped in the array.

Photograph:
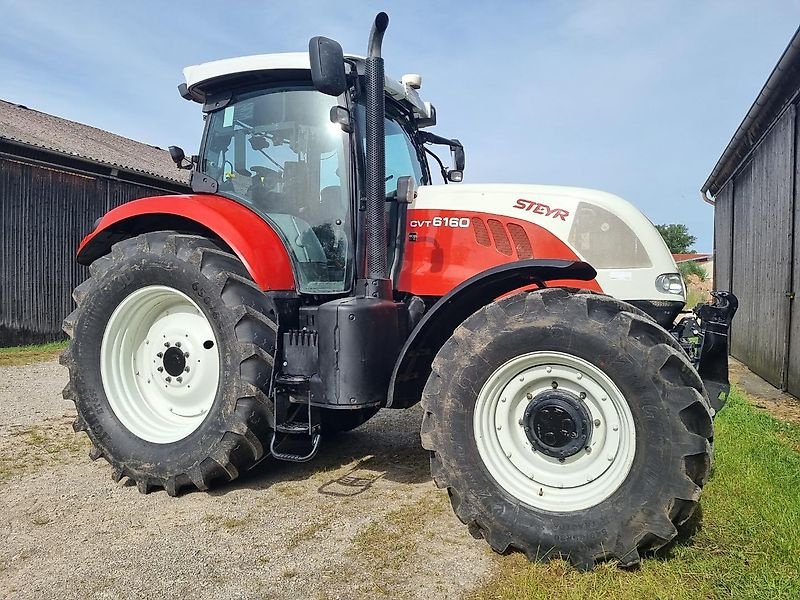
[{"x1": 181, "y1": 52, "x2": 435, "y2": 126}]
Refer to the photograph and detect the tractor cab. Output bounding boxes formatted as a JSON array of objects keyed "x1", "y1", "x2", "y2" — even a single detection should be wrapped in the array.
[{"x1": 174, "y1": 52, "x2": 457, "y2": 296}]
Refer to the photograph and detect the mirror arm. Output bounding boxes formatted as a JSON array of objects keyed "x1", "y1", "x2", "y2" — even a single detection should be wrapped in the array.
[
  {"x1": 423, "y1": 146, "x2": 449, "y2": 185},
  {"x1": 418, "y1": 131, "x2": 462, "y2": 151}
]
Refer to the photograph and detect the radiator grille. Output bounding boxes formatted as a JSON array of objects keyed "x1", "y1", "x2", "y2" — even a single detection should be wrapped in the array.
[
  {"x1": 472, "y1": 217, "x2": 491, "y2": 246},
  {"x1": 487, "y1": 219, "x2": 513, "y2": 256},
  {"x1": 507, "y1": 223, "x2": 534, "y2": 259}
]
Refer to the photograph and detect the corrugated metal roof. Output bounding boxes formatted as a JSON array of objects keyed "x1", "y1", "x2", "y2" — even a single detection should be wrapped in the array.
[
  {"x1": 0, "y1": 99, "x2": 190, "y2": 185},
  {"x1": 672, "y1": 253, "x2": 711, "y2": 263}
]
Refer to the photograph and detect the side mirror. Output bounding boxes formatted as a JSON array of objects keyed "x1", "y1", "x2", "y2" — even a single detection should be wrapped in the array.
[
  {"x1": 169, "y1": 145, "x2": 192, "y2": 170},
  {"x1": 450, "y1": 140, "x2": 465, "y2": 172},
  {"x1": 169, "y1": 145, "x2": 185, "y2": 164},
  {"x1": 309, "y1": 36, "x2": 347, "y2": 96},
  {"x1": 447, "y1": 141, "x2": 465, "y2": 182},
  {"x1": 395, "y1": 175, "x2": 416, "y2": 204}
]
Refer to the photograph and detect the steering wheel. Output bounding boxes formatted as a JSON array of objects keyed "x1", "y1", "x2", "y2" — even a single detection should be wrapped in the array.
[{"x1": 251, "y1": 165, "x2": 280, "y2": 181}]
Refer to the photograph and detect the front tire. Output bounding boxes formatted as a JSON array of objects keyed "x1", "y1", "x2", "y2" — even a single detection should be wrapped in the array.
[
  {"x1": 61, "y1": 232, "x2": 277, "y2": 495},
  {"x1": 420, "y1": 288, "x2": 713, "y2": 569}
]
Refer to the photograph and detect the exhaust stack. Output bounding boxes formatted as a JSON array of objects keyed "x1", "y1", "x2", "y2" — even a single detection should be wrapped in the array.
[{"x1": 364, "y1": 12, "x2": 390, "y2": 289}]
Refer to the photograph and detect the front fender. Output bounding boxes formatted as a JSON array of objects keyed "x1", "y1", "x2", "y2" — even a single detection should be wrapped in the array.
[
  {"x1": 77, "y1": 194, "x2": 295, "y2": 291},
  {"x1": 387, "y1": 259, "x2": 597, "y2": 408}
]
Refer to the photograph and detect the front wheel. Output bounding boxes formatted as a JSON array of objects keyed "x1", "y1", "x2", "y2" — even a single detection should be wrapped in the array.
[
  {"x1": 420, "y1": 288, "x2": 713, "y2": 569},
  {"x1": 61, "y1": 232, "x2": 277, "y2": 495}
]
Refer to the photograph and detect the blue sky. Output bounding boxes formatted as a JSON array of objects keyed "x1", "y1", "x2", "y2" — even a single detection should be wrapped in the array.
[{"x1": 2, "y1": 1, "x2": 799, "y2": 251}]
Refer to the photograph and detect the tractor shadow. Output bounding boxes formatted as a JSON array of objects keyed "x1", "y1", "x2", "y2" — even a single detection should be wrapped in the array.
[{"x1": 209, "y1": 404, "x2": 432, "y2": 497}]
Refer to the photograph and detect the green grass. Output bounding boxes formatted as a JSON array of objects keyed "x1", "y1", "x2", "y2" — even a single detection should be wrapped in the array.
[
  {"x1": 470, "y1": 387, "x2": 800, "y2": 600},
  {"x1": 0, "y1": 341, "x2": 67, "y2": 367}
]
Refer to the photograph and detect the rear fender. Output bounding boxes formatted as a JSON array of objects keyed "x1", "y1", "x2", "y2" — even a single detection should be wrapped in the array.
[
  {"x1": 386, "y1": 259, "x2": 597, "y2": 408},
  {"x1": 77, "y1": 194, "x2": 296, "y2": 291}
]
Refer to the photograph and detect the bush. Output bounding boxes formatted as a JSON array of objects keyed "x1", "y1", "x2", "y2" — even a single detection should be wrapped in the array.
[{"x1": 678, "y1": 261, "x2": 707, "y2": 282}]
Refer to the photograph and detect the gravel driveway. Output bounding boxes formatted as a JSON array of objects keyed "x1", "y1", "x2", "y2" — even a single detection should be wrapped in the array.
[{"x1": 0, "y1": 360, "x2": 493, "y2": 599}]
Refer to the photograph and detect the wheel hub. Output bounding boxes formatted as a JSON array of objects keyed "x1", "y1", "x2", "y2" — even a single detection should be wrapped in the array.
[
  {"x1": 523, "y1": 389, "x2": 592, "y2": 459},
  {"x1": 162, "y1": 345, "x2": 187, "y2": 377},
  {"x1": 473, "y1": 351, "x2": 637, "y2": 512}
]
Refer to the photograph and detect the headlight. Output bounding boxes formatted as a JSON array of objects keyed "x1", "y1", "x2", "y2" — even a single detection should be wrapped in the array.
[{"x1": 655, "y1": 273, "x2": 683, "y2": 295}]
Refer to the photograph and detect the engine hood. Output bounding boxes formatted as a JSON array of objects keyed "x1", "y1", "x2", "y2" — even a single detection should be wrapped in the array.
[{"x1": 410, "y1": 183, "x2": 681, "y2": 303}]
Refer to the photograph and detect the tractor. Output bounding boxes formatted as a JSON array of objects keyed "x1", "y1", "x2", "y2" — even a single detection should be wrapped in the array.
[{"x1": 61, "y1": 13, "x2": 737, "y2": 569}]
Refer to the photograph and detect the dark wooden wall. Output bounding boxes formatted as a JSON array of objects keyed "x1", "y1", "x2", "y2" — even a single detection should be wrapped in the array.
[
  {"x1": 713, "y1": 183, "x2": 734, "y2": 294},
  {"x1": 790, "y1": 113, "x2": 800, "y2": 396},
  {"x1": 0, "y1": 155, "x2": 184, "y2": 346},
  {"x1": 714, "y1": 105, "x2": 798, "y2": 394}
]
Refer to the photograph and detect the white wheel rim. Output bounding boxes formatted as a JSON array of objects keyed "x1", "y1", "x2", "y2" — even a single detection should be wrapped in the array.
[
  {"x1": 100, "y1": 285, "x2": 220, "y2": 444},
  {"x1": 473, "y1": 351, "x2": 636, "y2": 512}
]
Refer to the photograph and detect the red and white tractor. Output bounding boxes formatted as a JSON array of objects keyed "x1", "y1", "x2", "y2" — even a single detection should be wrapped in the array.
[{"x1": 62, "y1": 13, "x2": 737, "y2": 569}]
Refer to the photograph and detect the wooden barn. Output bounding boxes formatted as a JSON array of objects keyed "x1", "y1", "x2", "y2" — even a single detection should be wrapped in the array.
[
  {"x1": 0, "y1": 100, "x2": 189, "y2": 345},
  {"x1": 702, "y1": 27, "x2": 800, "y2": 396}
]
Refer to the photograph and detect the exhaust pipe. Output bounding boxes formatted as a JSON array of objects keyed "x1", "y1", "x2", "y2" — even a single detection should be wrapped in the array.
[{"x1": 364, "y1": 12, "x2": 390, "y2": 289}]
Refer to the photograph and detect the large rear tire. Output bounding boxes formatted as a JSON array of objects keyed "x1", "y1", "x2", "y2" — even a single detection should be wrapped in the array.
[
  {"x1": 420, "y1": 288, "x2": 713, "y2": 570},
  {"x1": 61, "y1": 232, "x2": 277, "y2": 495}
]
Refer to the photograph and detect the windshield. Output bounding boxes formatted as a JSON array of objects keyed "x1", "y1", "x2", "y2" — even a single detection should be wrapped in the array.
[{"x1": 201, "y1": 87, "x2": 352, "y2": 293}]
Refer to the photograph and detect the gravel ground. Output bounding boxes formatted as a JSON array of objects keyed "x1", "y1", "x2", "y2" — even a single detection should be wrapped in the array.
[
  {"x1": 729, "y1": 358, "x2": 800, "y2": 425},
  {"x1": 0, "y1": 360, "x2": 493, "y2": 600}
]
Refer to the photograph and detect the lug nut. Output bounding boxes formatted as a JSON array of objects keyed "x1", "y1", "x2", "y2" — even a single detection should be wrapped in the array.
[
  {"x1": 184, "y1": 352, "x2": 189, "y2": 358},
  {"x1": 157, "y1": 352, "x2": 163, "y2": 358},
  {"x1": 594, "y1": 419, "x2": 601, "y2": 427},
  {"x1": 579, "y1": 392, "x2": 586, "y2": 399},
  {"x1": 164, "y1": 342, "x2": 170, "y2": 347},
  {"x1": 551, "y1": 381, "x2": 558, "y2": 389},
  {"x1": 526, "y1": 392, "x2": 533, "y2": 400},
  {"x1": 157, "y1": 367, "x2": 163, "y2": 373},
  {"x1": 165, "y1": 376, "x2": 172, "y2": 382},
  {"x1": 175, "y1": 342, "x2": 181, "y2": 348},
  {"x1": 184, "y1": 367, "x2": 190, "y2": 373},
  {"x1": 176, "y1": 377, "x2": 183, "y2": 383}
]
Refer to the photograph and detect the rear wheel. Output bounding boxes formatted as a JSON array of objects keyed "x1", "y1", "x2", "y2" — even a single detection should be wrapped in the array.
[
  {"x1": 61, "y1": 232, "x2": 277, "y2": 495},
  {"x1": 420, "y1": 288, "x2": 713, "y2": 569}
]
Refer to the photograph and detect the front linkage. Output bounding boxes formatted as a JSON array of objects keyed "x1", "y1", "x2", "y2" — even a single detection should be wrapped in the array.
[{"x1": 672, "y1": 291, "x2": 739, "y2": 411}]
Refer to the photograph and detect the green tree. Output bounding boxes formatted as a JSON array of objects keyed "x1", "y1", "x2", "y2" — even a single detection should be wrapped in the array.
[{"x1": 655, "y1": 223, "x2": 696, "y2": 253}]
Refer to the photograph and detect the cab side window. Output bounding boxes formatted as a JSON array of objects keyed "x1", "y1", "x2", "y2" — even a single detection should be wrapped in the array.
[{"x1": 384, "y1": 117, "x2": 424, "y2": 192}]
